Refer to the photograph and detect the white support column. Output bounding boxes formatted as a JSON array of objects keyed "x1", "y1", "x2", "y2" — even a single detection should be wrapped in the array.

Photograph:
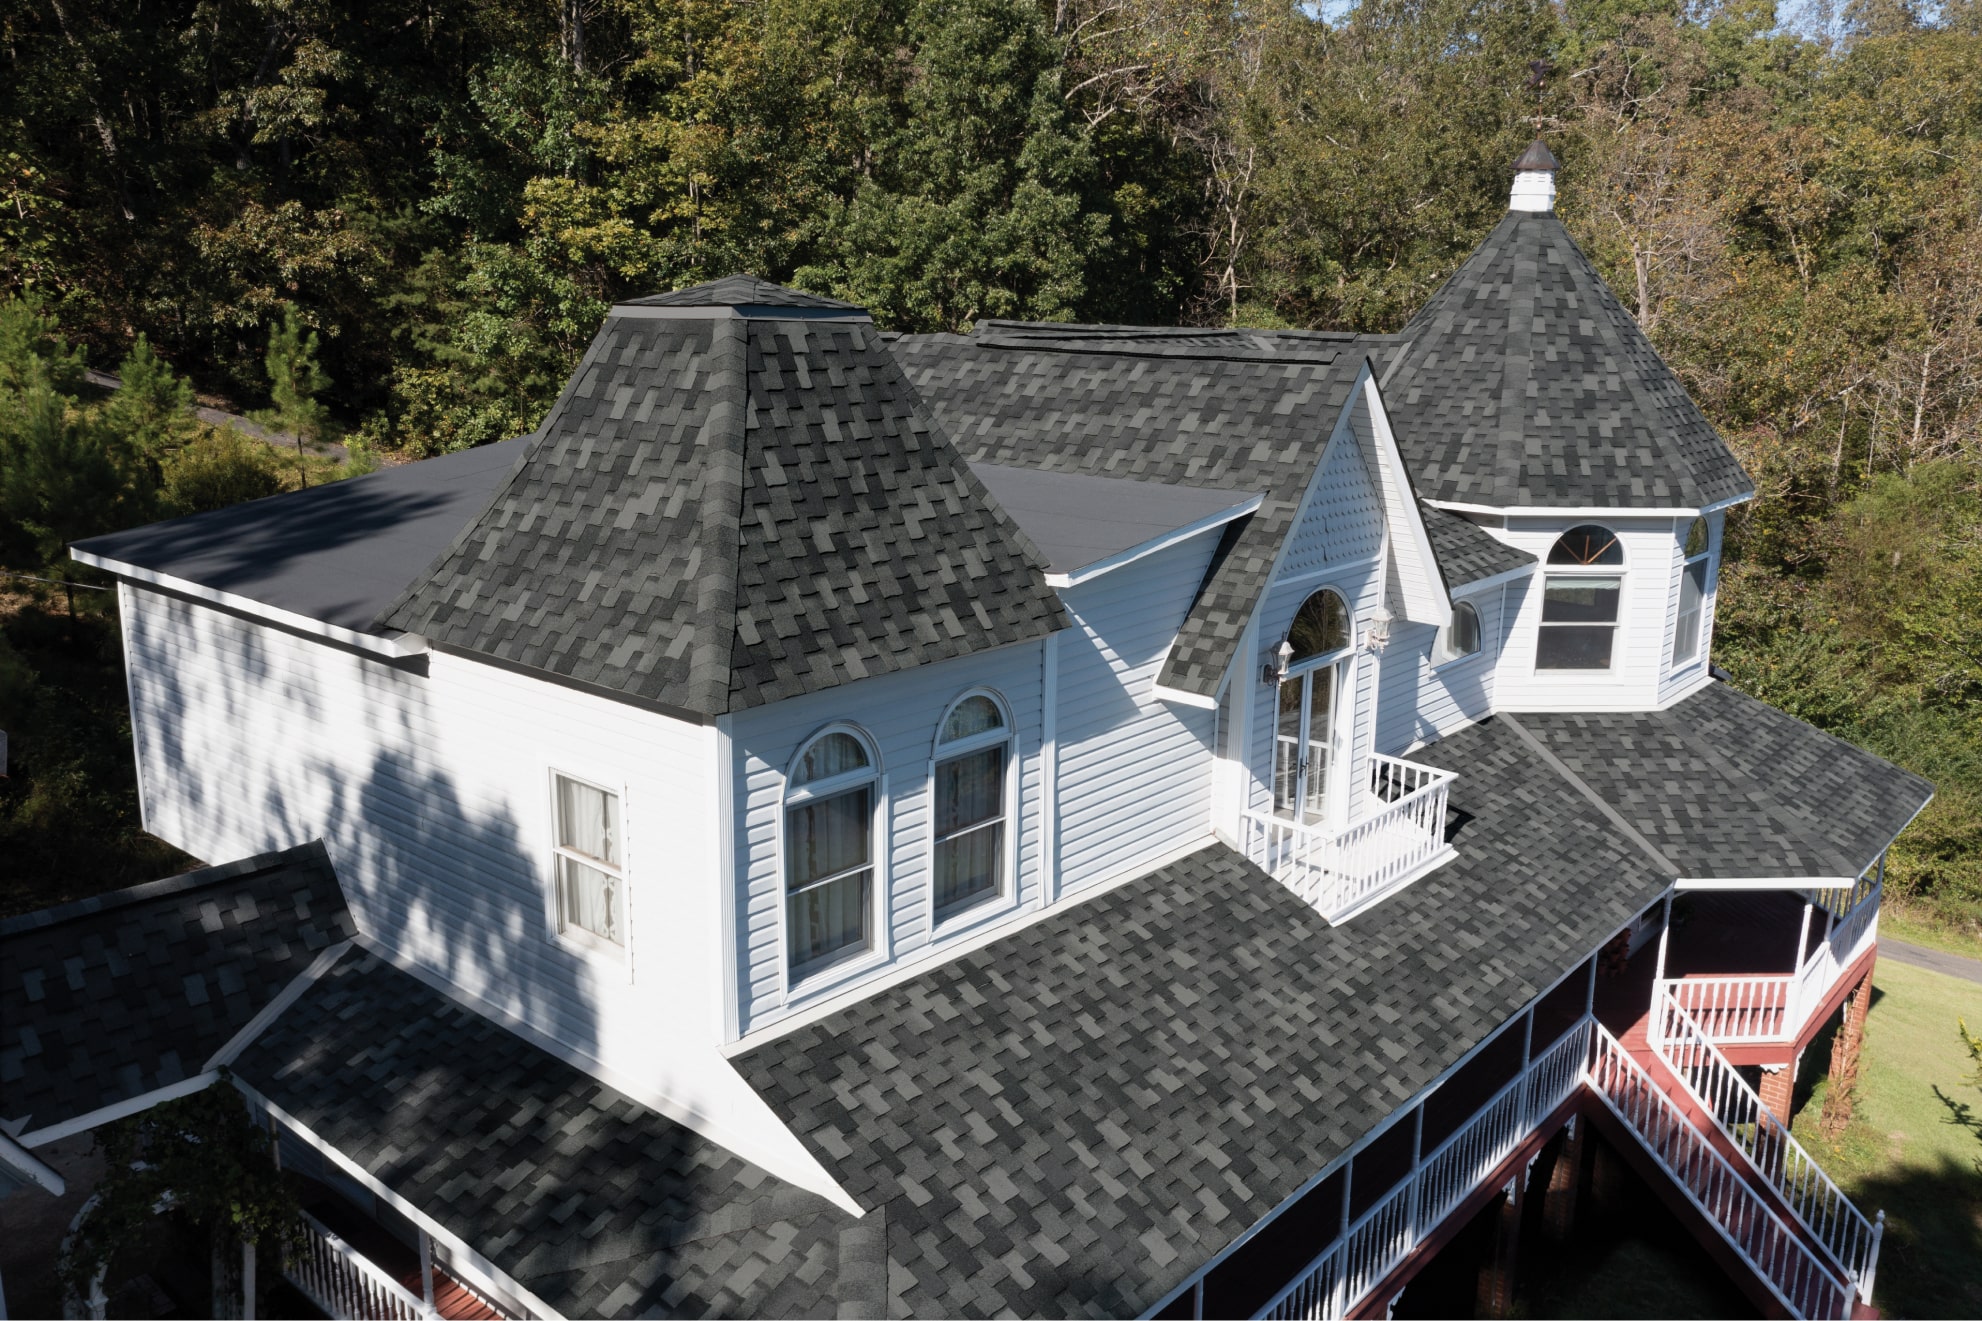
[{"x1": 420, "y1": 1230, "x2": 436, "y2": 1313}]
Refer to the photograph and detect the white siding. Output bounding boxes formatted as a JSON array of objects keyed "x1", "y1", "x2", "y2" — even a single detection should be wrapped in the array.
[
  {"x1": 1278, "y1": 429, "x2": 1385, "y2": 580},
  {"x1": 1055, "y1": 533, "x2": 1222, "y2": 894},
  {"x1": 728, "y1": 638, "x2": 1048, "y2": 1032},
  {"x1": 1373, "y1": 582, "x2": 1509, "y2": 754},
  {"x1": 120, "y1": 585, "x2": 836, "y2": 1196}
]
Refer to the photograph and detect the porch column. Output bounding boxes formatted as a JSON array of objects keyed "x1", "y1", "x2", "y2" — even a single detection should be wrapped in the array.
[
  {"x1": 1820, "y1": 969, "x2": 1876, "y2": 1138},
  {"x1": 1541, "y1": 1117, "x2": 1583, "y2": 1245},
  {"x1": 1758, "y1": 1057, "x2": 1797, "y2": 1124},
  {"x1": 1474, "y1": 1175, "x2": 1525, "y2": 1319}
]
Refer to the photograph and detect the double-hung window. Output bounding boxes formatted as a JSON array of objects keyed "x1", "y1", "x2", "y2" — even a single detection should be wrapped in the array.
[
  {"x1": 785, "y1": 731, "x2": 878, "y2": 978},
  {"x1": 1537, "y1": 525, "x2": 1624, "y2": 670},
  {"x1": 1672, "y1": 517, "x2": 1711, "y2": 667},
  {"x1": 932, "y1": 695, "x2": 1011, "y2": 923},
  {"x1": 552, "y1": 773, "x2": 624, "y2": 949}
]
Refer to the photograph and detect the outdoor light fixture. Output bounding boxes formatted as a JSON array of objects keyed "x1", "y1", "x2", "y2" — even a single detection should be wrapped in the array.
[
  {"x1": 1363, "y1": 608, "x2": 1394, "y2": 653},
  {"x1": 1263, "y1": 638, "x2": 1294, "y2": 686}
]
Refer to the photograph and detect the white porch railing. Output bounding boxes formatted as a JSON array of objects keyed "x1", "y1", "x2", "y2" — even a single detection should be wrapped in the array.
[
  {"x1": 1240, "y1": 754, "x2": 1456, "y2": 924},
  {"x1": 1586, "y1": 1023, "x2": 1857, "y2": 1320},
  {"x1": 1255, "y1": 1020, "x2": 1590, "y2": 1320},
  {"x1": 1659, "y1": 878, "x2": 1880, "y2": 1047},
  {"x1": 1651, "y1": 990, "x2": 1882, "y2": 1301},
  {"x1": 285, "y1": 1210, "x2": 431, "y2": 1321}
]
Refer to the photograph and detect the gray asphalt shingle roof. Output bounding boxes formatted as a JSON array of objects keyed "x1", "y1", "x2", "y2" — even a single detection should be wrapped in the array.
[
  {"x1": 967, "y1": 461, "x2": 1258, "y2": 578},
  {"x1": 0, "y1": 842, "x2": 353, "y2": 1137},
  {"x1": 1419, "y1": 504, "x2": 1536, "y2": 590},
  {"x1": 1383, "y1": 211, "x2": 1754, "y2": 511},
  {"x1": 230, "y1": 950, "x2": 862, "y2": 1320},
  {"x1": 1513, "y1": 681, "x2": 1933, "y2": 880},
  {"x1": 379, "y1": 280, "x2": 1066, "y2": 717}
]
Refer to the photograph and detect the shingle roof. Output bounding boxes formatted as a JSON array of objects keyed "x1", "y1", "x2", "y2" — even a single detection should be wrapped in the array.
[
  {"x1": 379, "y1": 299, "x2": 1066, "y2": 717},
  {"x1": 739, "y1": 725, "x2": 1669, "y2": 1317},
  {"x1": 621, "y1": 275, "x2": 860, "y2": 312},
  {"x1": 967, "y1": 461, "x2": 1259, "y2": 579},
  {"x1": 0, "y1": 842, "x2": 353, "y2": 1137},
  {"x1": 230, "y1": 950, "x2": 862, "y2": 1320},
  {"x1": 1513, "y1": 681, "x2": 1933, "y2": 880},
  {"x1": 1419, "y1": 503, "x2": 1536, "y2": 591},
  {"x1": 1383, "y1": 211, "x2": 1753, "y2": 510},
  {"x1": 893, "y1": 335, "x2": 1367, "y2": 698}
]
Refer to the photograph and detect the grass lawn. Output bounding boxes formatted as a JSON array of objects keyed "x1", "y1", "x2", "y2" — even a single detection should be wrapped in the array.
[{"x1": 1792, "y1": 958, "x2": 1982, "y2": 1318}]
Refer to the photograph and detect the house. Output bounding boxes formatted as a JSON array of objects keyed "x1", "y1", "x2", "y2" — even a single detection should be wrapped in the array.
[{"x1": 2, "y1": 143, "x2": 1931, "y2": 1320}]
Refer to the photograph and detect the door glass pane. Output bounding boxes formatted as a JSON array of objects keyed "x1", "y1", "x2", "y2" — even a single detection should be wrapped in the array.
[
  {"x1": 1273, "y1": 676, "x2": 1304, "y2": 819},
  {"x1": 1303, "y1": 665, "x2": 1335, "y2": 824},
  {"x1": 788, "y1": 869, "x2": 873, "y2": 971}
]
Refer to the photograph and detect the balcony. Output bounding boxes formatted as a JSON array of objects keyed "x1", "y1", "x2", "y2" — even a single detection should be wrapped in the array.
[
  {"x1": 283, "y1": 1195, "x2": 507, "y2": 1321},
  {"x1": 1239, "y1": 753, "x2": 1457, "y2": 923}
]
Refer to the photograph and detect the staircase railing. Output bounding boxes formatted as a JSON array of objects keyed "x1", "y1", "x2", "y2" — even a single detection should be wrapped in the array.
[
  {"x1": 1650, "y1": 990, "x2": 1882, "y2": 1302},
  {"x1": 284, "y1": 1209, "x2": 431, "y2": 1320},
  {"x1": 1586, "y1": 1023, "x2": 1856, "y2": 1320}
]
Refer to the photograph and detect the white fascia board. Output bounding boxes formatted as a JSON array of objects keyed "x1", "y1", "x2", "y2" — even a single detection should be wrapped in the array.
[
  {"x1": 70, "y1": 548, "x2": 427, "y2": 660},
  {"x1": 18, "y1": 1072, "x2": 220, "y2": 1148},
  {"x1": 1359, "y1": 373, "x2": 1450, "y2": 629},
  {"x1": 1151, "y1": 681, "x2": 1220, "y2": 710},
  {"x1": 1448, "y1": 562, "x2": 1537, "y2": 599},
  {"x1": 203, "y1": 940, "x2": 353, "y2": 1072},
  {"x1": 1425, "y1": 491, "x2": 1756, "y2": 519},
  {"x1": 0, "y1": 1131, "x2": 66, "y2": 1195},
  {"x1": 1045, "y1": 494, "x2": 1264, "y2": 589},
  {"x1": 1675, "y1": 876, "x2": 1861, "y2": 891}
]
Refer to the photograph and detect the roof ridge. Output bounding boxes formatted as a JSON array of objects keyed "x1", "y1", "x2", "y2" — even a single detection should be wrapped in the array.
[
  {"x1": 0, "y1": 840, "x2": 332, "y2": 938},
  {"x1": 698, "y1": 317, "x2": 751, "y2": 713}
]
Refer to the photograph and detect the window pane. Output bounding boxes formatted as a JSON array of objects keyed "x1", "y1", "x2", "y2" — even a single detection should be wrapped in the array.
[
  {"x1": 556, "y1": 776, "x2": 619, "y2": 867},
  {"x1": 1273, "y1": 675, "x2": 1303, "y2": 818},
  {"x1": 787, "y1": 786, "x2": 873, "y2": 889},
  {"x1": 1673, "y1": 558, "x2": 1707, "y2": 664},
  {"x1": 940, "y1": 696, "x2": 1004, "y2": 743},
  {"x1": 1537, "y1": 625, "x2": 1615, "y2": 670},
  {"x1": 560, "y1": 855, "x2": 621, "y2": 944},
  {"x1": 935, "y1": 824, "x2": 1003, "y2": 919},
  {"x1": 788, "y1": 869, "x2": 872, "y2": 971},
  {"x1": 1447, "y1": 603, "x2": 1481, "y2": 657},
  {"x1": 796, "y1": 732, "x2": 869, "y2": 785},
  {"x1": 1547, "y1": 525, "x2": 1624, "y2": 566},
  {"x1": 935, "y1": 747, "x2": 1004, "y2": 836},
  {"x1": 1684, "y1": 517, "x2": 1710, "y2": 559},
  {"x1": 1541, "y1": 576, "x2": 1621, "y2": 624},
  {"x1": 1288, "y1": 590, "x2": 1350, "y2": 662}
]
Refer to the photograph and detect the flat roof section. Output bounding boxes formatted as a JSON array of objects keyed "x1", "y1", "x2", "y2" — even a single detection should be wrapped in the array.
[
  {"x1": 71, "y1": 437, "x2": 530, "y2": 633},
  {"x1": 968, "y1": 460, "x2": 1259, "y2": 586}
]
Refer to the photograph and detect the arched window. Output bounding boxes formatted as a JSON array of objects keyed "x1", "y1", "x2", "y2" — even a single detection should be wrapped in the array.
[
  {"x1": 1539, "y1": 525, "x2": 1623, "y2": 670},
  {"x1": 785, "y1": 729, "x2": 879, "y2": 977},
  {"x1": 1673, "y1": 517, "x2": 1712, "y2": 667},
  {"x1": 1287, "y1": 588, "x2": 1352, "y2": 664},
  {"x1": 1437, "y1": 600, "x2": 1482, "y2": 665},
  {"x1": 932, "y1": 693, "x2": 1011, "y2": 923}
]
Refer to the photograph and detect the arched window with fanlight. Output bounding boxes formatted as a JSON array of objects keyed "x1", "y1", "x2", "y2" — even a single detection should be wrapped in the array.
[
  {"x1": 1538, "y1": 525, "x2": 1624, "y2": 670},
  {"x1": 1435, "y1": 600, "x2": 1483, "y2": 666},
  {"x1": 785, "y1": 728, "x2": 880, "y2": 978},
  {"x1": 1272, "y1": 588, "x2": 1354, "y2": 825},
  {"x1": 931, "y1": 693, "x2": 1013, "y2": 924},
  {"x1": 1672, "y1": 516, "x2": 1711, "y2": 668}
]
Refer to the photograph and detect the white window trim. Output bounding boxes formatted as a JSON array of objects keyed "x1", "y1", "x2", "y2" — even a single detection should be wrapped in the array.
[
  {"x1": 1670, "y1": 517, "x2": 1713, "y2": 672},
  {"x1": 779, "y1": 724, "x2": 890, "y2": 1001},
  {"x1": 1431, "y1": 599, "x2": 1487, "y2": 670},
  {"x1": 926, "y1": 690, "x2": 1021, "y2": 935},
  {"x1": 545, "y1": 767, "x2": 631, "y2": 969},
  {"x1": 1533, "y1": 526, "x2": 1627, "y2": 675}
]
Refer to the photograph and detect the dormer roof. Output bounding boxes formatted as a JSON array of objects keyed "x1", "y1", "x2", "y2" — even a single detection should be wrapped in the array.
[
  {"x1": 1381, "y1": 212, "x2": 1754, "y2": 511},
  {"x1": 377, "y1": 281, "x2": 1066, "y2": 717}
]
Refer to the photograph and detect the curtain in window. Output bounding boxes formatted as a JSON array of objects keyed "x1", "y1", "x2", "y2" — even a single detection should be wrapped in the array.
[
  {"x1": 934, "y1": 746, "x2": 1004, "y2": 917},
  {"x1": 557, "y1": 776, "x2": 619, "y2": 865},
  {"x1": 560, "y1": 855, "x2": 619, "y2": 942},
  {"x1": 787, "y1": 785, "x2": 874, "y2": 970}
]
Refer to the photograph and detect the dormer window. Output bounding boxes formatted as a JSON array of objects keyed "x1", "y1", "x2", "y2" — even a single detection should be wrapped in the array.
[
  {"x1": 1673, "y1": 517, "x2": 1710, "y2": 667},
  {"x1": 786, "y1": 729, "x2": 880, "y2": 978},
  {"x1": 932, "y1": 694, "x2": 1013, "y2": 924},
  {"x1": 1274, "y1": 589, "x2": 1354, "y2": 826},
  {"x1": 1435, "y1": 601, "x2": 1482, "y2": 666},
  {"x1": 1538, "y1": 525, "x2": 1623, "y2": 670}
]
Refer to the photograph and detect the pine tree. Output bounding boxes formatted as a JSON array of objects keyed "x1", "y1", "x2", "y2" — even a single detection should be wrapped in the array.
[{"x1": 261, "y1": 305, "x2": 331, "y2": 483}]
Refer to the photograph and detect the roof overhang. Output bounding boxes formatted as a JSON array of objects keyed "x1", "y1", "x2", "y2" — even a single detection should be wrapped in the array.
[
  {"x1": 1424, "y1": 491, "x2": 1755, "y2": 520},
  {"x1": 1448, "y1": 562, "x2": 1537, "y2": 598}
]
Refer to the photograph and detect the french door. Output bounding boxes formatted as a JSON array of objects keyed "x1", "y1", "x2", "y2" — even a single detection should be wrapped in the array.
[{"x1": 1273, "y1": 660, "x2": 1344, "y2": 826}]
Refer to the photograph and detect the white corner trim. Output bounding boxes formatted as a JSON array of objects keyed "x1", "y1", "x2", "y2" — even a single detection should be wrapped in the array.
[
  {"x1": 0, "y1": 1130, "x2": 66, "y2": 1195},
  {"x1": 1151, "y1": 682, "x2": 1220, "y2": 710},
  {"x1": 203, "y1": 940, "x2": 353, "y2": 1072},
  {"x1": 70, "y1": 549, "x2": 427, "y2": 660},
  {"x1": 18, "y1": 1072, "x2": 221, "y2": 1148},
  {"x1": 350, "y1": 936, "x2": 863, "y2": 1217},
  {"x1": 1045, "y1": 494, "x2": 1263, "y2": 589},
  {"x1": 236, "y1": 1081, "x2": 565, "y2": 1321}
]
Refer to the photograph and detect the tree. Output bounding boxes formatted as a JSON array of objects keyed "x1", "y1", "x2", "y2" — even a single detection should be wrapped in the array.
[
  {"x1": 260, "y1": 304, "x2": 331, "y2": 481},
  {"x1": 102, "y1": 335, "x2": 196, "y2": 464},
  {"x1": 0, "y1": 363, "x2": 147, "y2": 571}
]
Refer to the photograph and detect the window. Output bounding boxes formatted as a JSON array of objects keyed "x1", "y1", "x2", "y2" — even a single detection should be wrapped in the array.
[
  {"x1": 1673, "y1": 517, "x2": 1710, "y2": 667},
  {"x1": 933, "y1": 695, "x2": 1011, "y2": 923},
  {"x1": 552, "y1": 773, "x2": 624, "y2": 948},
  {"x1": 786, "y1": 730, "x2": 878, "y2": 977},
  {"x1": 1274, "y1": 589, "x2": 1354, "y2": 825},
  {"x1": 1287, "y1": 588, "x2": 1352, "y2": 663},
  {"x1": 1436, "y1": 601, "x2": 1482, "y2": 665},
  {"x1": 1538, "y1": 524, "x2": 1623, "y2": 670}
]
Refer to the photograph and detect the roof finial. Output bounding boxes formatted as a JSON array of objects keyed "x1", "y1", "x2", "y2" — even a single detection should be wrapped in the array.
[{"x1": 1510, "y1": 139, "x2": 1558, "y2": 213}]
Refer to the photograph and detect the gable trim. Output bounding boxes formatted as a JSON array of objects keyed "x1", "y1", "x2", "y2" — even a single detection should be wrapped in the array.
[{"x1": 1358, "y1": 372, "x2": 1451, "y2": 627}]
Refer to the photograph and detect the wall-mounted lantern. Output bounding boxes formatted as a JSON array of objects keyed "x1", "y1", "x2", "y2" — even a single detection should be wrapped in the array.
[
  {"x1": 1263, "y1": 638, "x2": 1294, "y2": 686},
  {"x1": 1363, "y1": 608, "x2": 1394, "y2": 654}
]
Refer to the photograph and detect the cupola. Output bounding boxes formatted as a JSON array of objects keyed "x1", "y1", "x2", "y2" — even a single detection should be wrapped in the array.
[{"x1": 1509, "y1": 139, "x2": 1559, "y2": 213}]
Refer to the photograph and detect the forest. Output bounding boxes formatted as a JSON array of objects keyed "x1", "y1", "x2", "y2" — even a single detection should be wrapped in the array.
[{"x1": 1, "y1": 0, "x2": 1979, "y2": 937}]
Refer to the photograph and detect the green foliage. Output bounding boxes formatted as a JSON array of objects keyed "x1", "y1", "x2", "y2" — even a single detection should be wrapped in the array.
[
  {"x1": 103, "y1": 335, "x2": 196, "y2": 463},
  {"x1": 160, "y1": 428, "x2": 286, "y2": 516},
  {"x1": 261, "y1": 305, "x2": 331, "y2": 445},
  {"x1": 0, "y1": 362, "x2": 150, "y2": 568},
  {"x1": 60, "y1": 1083, "x2": 297, "y2": 1306}
]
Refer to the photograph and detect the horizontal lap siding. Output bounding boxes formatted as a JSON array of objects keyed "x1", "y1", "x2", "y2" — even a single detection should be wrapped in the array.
[
  {"x1": 1374, "y1": 586, "x2": 1505, "y2": 755},
  {"x1": 1658, "y1": 511, "x2": 1722, "y2": 706},
  {"x1": 1056, "y1": 535, "x2": 1220, "y2": 893},
  {"x1": 730, "y1": 641, "x2": 1047, "y2": 1032},
  {"x1": 122, "y1": 587, "x2": 717, "y2": 1082}
]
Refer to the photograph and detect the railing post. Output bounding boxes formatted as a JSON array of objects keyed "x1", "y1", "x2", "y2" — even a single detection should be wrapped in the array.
[
  {"x1": 1863, "y1": 1210, "x2": 1883, "y2": 1304},
  {"x1": 421, "y1": 1229, "x2": 436, "y2": 1315}
]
